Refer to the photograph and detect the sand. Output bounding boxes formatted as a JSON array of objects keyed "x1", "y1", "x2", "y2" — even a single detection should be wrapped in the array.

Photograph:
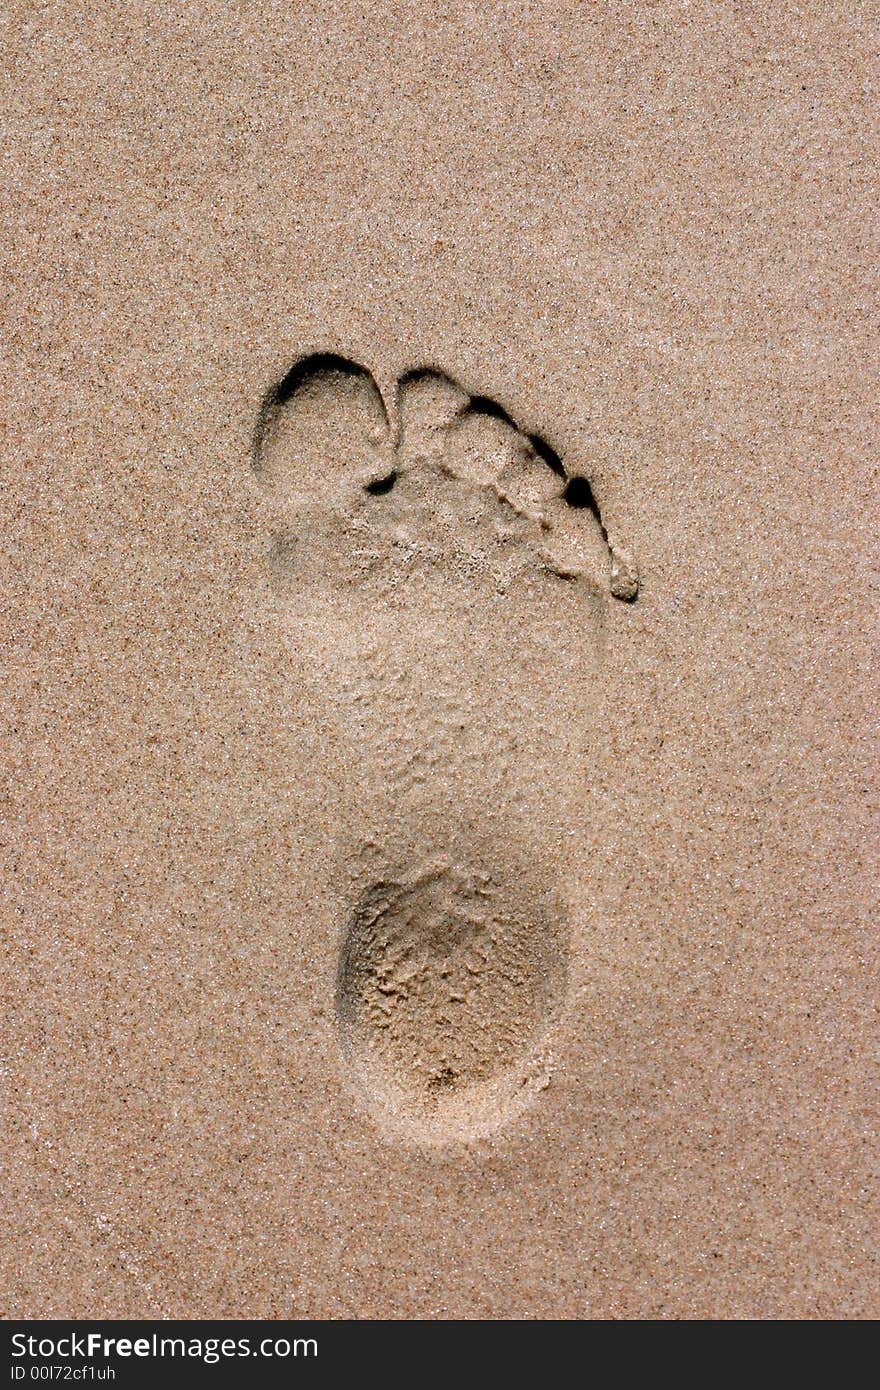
[{"x1": 1, "y1": 2, "x2": 876, "y2": 1318}]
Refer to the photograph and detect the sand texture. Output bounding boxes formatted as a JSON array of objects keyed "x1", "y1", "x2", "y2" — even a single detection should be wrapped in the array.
[{"x1": 1, "y1": 2, "x2": 877, "y2": 1318}]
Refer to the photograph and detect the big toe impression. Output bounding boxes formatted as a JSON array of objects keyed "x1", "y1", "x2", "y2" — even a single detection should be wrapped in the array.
[{"x1": 254, "y1": 353, "x2": 391, "y2": 503}]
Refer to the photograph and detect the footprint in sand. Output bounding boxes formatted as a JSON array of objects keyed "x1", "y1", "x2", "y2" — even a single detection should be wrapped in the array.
[{"x1": 252, "y1": 353, "x2": 637, "y2": 1144}]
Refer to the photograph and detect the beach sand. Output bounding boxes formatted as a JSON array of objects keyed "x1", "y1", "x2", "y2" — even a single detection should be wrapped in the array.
[{"x1": 1, "y1": 2, "x2": 876, "y2": 1317}]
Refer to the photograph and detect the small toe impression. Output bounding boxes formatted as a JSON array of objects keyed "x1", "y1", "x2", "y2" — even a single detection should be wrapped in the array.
[
  {"x1": 254, "y1": 354, "x2": 391, "y2": 502},
  {"x1": 396, "y1": 369, "x2": 470, "y2": 465},
  {"x1": 443, "y1": 401, "x2": 528, "y2": 491},
  {"x1": 392, "y1": 367, "x2": 635, "y2": 596}
]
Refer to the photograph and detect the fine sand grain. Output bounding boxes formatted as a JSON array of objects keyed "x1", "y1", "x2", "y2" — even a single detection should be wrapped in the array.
[{"x1": 1, "y1": 1, "x2": 877, "y2": 1319}]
